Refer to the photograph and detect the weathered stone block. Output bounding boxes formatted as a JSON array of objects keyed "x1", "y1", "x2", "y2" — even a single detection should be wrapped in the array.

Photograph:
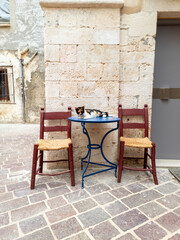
[
  {"x1": 19, "y1": 215, "x2": 47, "y2": 234},
  {"x1": 59, "y1": 63, "x2": 86, "y2": 81},
  {"x1": 78, "y1": 207, "x2": 110, "y2": 228},
  {"x1": 45, "y1": 82, "x2": 60, "y2": 98},
  {"x1": 87, "y1": 63, "x2": 119, "y2": 81},
  {"x1": 58, "y1": 9, "x2": 77, "y2": 27},
  {"x1": 120, "y1": 51, "x2": 155, "y2": 65},
  {"x1": 77, "y1": 45, "x2": 120, "y2": 63},
  {"x1": 43, "y1": 9, "x2": 60, "y2": 27},
  {"x1": 45, "y1": 44, "x2": 60, "y2": 62},
  {"x1": 46, "y1": 204, "x2": 76, "y2": 223},
  {"x1": 140, "y1": 64, "x2": 154, "y2": 80},
  {"x1": 11, "y1": 202, "x2": 47, "y2": 222},
  {"x1": 120, "y1": 81, "x2": 152, "y2": 96},
  {"x1": 138, "y1": 36, "x2": 155, "y2": 51},
  {"x1": 60, "y1": 45, "x2": 77, "y2": 63},
  {"x1": 112, "y1": 209, "x2": 148, "y2": 231},
  {"x1": 80, "y1": 82, "x2": 119, "y2": 98},
  {"x1": 73, "y1": 198, "x2": 97, "y2": 213},
  {"x1": 135, "y1": 221, "x2": 167, "y2": 240},
  {"x1": 120, "y1": 28, "x2": 129, "y2": 46},
  {"x1": 93, "y1": 28, "x2": 120, "y2": 44},
  {"x1": 122, "y1": 12, "x2": 157, "y2": 37},
  {"x1": 121, "y1": 64, "x2": 139, "y2": 82},
  {"x1": 44, "y1": 27, "x2": 60, "y2": 44},
  {"x1": 120, "y1": 45, "x2": 136, "y2": 52},
  {"x1": 0, "y1": 224, "x2": 19, "y2": 240},
  {"x1": 45, "y1": 62, "x2": 86, "y2": 81},
  {"x1": 51, "y1": 217, "x2": 82, "y2": 239},
  {"x1": 76, "y1": 8, "x2": 120, "y2": 28},
  {"x1": 45, "y1": 28, "x2": 119, "y2": 45},
  {"x1": 59, "y1": 82, "x2": 78, "y2": 97},
  {"x1": 45, "y1": 62, "x2": 61, "y2": 80},
  {"x1": 89, "y1": 221, "x2": 119, "y2": 240}
]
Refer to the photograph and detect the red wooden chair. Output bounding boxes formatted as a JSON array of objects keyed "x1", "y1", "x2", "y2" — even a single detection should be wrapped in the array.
[
  {"x1": 30, "y1": 107, "x2": 75, "y2": 189},
  {"x1": 118, "y1": 104, "x2": 158, "y2": 185}
]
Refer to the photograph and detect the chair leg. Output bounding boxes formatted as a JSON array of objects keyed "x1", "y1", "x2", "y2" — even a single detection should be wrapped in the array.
[
  {"x1": 68, "y1": 143, "x2": 75, "y2": 186},
  {"x1": 31, "y1": 144, "x2": 38, "y2": 189},
  {"x1": 67, "y1": 150, "x2": 70, "y2": 170},
  {"x1": 39, "y1": 150, "x2": 43, "y2": 173},
  {"x1": 144, "y1": 148, "x2": 148, "y2": 169},
  {"x1": 151, "y1": 143, "x2": 158, "y2": 185},
  {"x1": 117, "y1": 141, "x2": 125, "y2": 183}
]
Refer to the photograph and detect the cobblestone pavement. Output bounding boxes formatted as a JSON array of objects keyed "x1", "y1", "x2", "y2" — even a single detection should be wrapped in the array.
[{"x1": 0, "y1": 124, "x2": 180, "y2": 240}]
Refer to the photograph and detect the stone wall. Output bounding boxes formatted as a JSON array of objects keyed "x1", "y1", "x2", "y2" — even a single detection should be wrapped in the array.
[
  {"x1": 119, "y1": 0, "x2": 180, "y2": 158},
  {"x1": 40, "y1": 0, "x2": 180, "y2": 167},
  {"x1": 41, "y1": 1, "x2": 123, "y2": 166},
  {"x1": 0, "y1": 0, "x2": 45, "y2": 123}
]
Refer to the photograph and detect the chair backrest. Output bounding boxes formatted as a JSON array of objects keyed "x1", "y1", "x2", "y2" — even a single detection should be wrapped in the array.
[
  {"x1": 40, "y1": 107, "x2": 71, "y2": 139},
  {"x1": 118, "y1": 104, "x2": 149, "y2": 138}
]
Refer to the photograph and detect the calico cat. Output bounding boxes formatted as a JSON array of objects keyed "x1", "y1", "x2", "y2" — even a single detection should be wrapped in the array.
[{"x1": 75, "y1": 106, "x2": 108, "y2": 119}]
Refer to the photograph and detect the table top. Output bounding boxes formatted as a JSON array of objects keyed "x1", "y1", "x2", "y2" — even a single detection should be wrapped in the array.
[{"x1": 68, "y1": 116, "x2": 120, "y2": 123}]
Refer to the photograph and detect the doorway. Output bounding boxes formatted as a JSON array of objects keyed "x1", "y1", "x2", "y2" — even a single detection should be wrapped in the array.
[{"x1": 152, "y1": 19, "x2": 180, "y2": 164}]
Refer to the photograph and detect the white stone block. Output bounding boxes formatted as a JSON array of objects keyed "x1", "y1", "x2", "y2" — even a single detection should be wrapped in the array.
[
  {"x1": 59, "y1": 63, "x2": 86, "y2": 81},
  {"x1": 138, "y1": 95, "x2": 152, "y2": 109},
  {"x1": 87, "y1": 63, "x2": 119, "y2": 81},
  {"x1": 120, "y1": 81, "x2": 152, "y2": 96},
  {"x1": 119, "y1": 96, "x2": 138, "y2": 108},
  {"x1": 59, "y1": 82, "x2": 78, "y2": 97},
  {"x1": 120, "y1": 51, "x2": 154, "y2": 65},
  {"x1": 45, "y1": 62, "x2": 61, "y2": 80},
  {"x1": 45, "y1": 82, "x2": 60, "y2": 98},
  {"x1": 140, "y1": 64, "x2": 154, "y2": 81},
  {"x1": 80, "y1": 81, "x2": 119, "y2": 98},
  {"x1": 44, "y1": 27, "x2": 60, "y2": 44},
  {"x1": 45, "y1": 44, "x2": 60, "y2": 62},
  {"x1": 120, "y1": 28, "x2": 129, "y2": 46},
  {"x1": 121, "y1": 12, "x2": 157, "y2": 37},
  {"x1": 47, "y1": 28, "x2": 120, "y2": 45},
  {"x1": 138, "y1": 36, "x2": 155, "y2": 52},
  {"x1": 121, "y1": 64, "x2": 139, "y2": 82},
  {"x1": 58, "y1": 9, "x2": 77, "y2": 27},
  {"x1": 77, "y1": 45, "x2": 120, "y2": 63},
  {"x1": 120, "y1": 45, "x2": 136, "y2": 52},
  {"x1": 76, "y1": 8, "x2": 120, "y2": 28},
  {"x1": 93, "y1": 29, "x2": 120, "y2": 44},
  {"x1": 60, "y1": 45, "x2": 77, "y2": 63}
]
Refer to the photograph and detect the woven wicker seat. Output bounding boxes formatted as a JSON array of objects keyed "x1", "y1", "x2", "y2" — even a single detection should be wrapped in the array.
[
  {"x1": 120, "y1": 137, "x2": 152, "y2": 148},
  {"x1": 30, "y1": 107, "x2": 75, "y2": 189},
  {"x1": 37, "y1": 138, "x2": 72, "y2": 151},
  {"x1": 118, "y1": 104, "x2": 158, "y2": 185}
]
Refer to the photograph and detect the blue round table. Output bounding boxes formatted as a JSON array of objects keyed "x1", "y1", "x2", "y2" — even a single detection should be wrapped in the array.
[{"x1": 68, "y1": 116, "x2": 120, "y2": 188}]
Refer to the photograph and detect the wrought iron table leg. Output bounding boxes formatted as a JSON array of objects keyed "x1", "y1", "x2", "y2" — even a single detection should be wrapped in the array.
[
  {"x1": 80, "y1": 121, "x2": 119, "y2": 188},
  {"x1": 81, "y1": 122, "x2": 92, "y2": 188},
  {"x1": 100, "y1": 122, "x2": 119, "y2": 177}
]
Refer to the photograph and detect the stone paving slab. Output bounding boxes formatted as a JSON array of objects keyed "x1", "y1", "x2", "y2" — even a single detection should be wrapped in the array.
[{"x1": 0, "y1": 124, "x2": 180, "y2": 240}]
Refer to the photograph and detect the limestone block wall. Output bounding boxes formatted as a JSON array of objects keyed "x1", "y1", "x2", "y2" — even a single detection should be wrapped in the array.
[
  {"x1": 119, "y1": 2, "x2": 157, "y2": 158},
  {"x1": 41, "y1": 0, "x2": 180, "y2": 166},
  {"x1": 41, "y1": 1, "x2": 123, "y2": 166},
  {"x1": 119, "y1": 0, "x2": 180, "y2": 158}
]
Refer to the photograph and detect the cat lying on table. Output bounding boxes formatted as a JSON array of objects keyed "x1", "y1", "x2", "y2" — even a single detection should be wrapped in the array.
[{"x1": 75, "y1": 106, "x2": 108, "y2": 119}]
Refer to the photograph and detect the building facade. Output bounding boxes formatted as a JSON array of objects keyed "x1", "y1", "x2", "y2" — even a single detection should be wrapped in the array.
[
  {"x1": 0, "y1": 0, "x2": 45, "y2": 123},
  {"x1": 1, "y1": 0, "x2": 180, "y2": 167}
]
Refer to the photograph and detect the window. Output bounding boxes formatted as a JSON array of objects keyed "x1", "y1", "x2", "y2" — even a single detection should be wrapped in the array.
[
  {"x1": 0, "y1": 67, "x2": 15, "y2": 103},
  {"x1": 0, "y1": 69, "x2": 9, "y2": 100},
  {"x1": 0, "y1": 0, "x2": 10, "y2": 26}
]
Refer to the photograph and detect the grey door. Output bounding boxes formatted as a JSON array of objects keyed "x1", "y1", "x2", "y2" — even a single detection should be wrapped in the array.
[{"x1": 152, "y1": 20, "x2": 180, "y2": 160}]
